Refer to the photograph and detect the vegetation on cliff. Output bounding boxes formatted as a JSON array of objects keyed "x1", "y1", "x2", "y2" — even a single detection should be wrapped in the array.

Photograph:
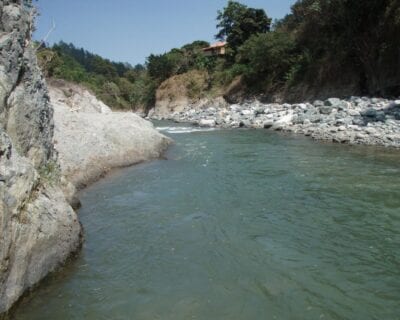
[
  {"x1": 213, "y1": 0, "x2": 400, "y2": 99},
  {"x1": 38, "y1": 0, "x2": 400, "y2": 111},
  {"x1": 37, "y1": 40, "x2": 216, "y2": 111},
  {"x1": 37, "y1": 42, "x2": 142, "y2": 110}
]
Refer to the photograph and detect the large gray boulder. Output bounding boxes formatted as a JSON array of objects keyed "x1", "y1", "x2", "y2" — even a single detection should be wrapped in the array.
[{"x1": 49, "y1": 83, "x2": 172, "y2": 189}]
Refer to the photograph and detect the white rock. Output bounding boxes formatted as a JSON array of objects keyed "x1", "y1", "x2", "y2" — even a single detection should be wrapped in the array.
[
  {"x1": 365, "y1": 127, "x2": 376, "y2": 135},
  {"x1": 272, "y1": 112, "x2": 293, "y2": 129},
  {"x1": 199, "y1": 119, "x2": 216, "y2": 127},
  {"x1": 51, "y1": 85, "x2": 172, "y2": 189},
  {"x1": 348, "y1": 110, "x2": 360, "y2": 116}
]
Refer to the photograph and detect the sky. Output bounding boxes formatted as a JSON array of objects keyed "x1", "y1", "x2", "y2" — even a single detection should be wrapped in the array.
[{"x1": 34, "y1": 0, "x2": 296, "y2": 66}]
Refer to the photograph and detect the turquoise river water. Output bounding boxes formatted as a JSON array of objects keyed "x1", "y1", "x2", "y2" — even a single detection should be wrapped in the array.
[{"x1": 13, "y1": 122, "x2": 400, "y2": 320}]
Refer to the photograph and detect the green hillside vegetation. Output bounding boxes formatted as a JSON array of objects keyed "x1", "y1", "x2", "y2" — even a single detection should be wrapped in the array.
[
  {"x1": 37, "y1": 40, "x2": 218, "y2": 110},
  {"x1": 213, "y1": 0, "x2": 400, "y2": 99},
  {"x1": 144, "y1": 0, "x2": 400, "y2": 102},
  {"x1": 37, "y1": 42, "x2": 148, "y2": 110},
  {"x1": 38, "y1": 0, "x2": 400, "y2": 111}
]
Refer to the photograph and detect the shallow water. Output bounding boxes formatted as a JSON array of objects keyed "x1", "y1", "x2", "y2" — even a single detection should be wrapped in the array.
[{"x1": 13, "y1": 122, "x2": 400, "y2": 320}]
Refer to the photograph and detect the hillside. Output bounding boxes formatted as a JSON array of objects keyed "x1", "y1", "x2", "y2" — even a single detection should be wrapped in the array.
[
  {"x1": 150, "y1": 0, "x2": 400, "y2": 108},
  {"x1": 37, "y1": 42, "x2": 150, "y2": 111},
  {"x1": 36, "y1": 1, "x2": 400, "y2": 115}
]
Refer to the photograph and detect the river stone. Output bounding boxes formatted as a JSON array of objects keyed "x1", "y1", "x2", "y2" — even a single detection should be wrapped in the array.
[
  {"x1": 296, "y1": 103, "x2": 308, "y2": 110},
  {"x1": 320, "y1": 106, "x2": 333, "y2": 115},
  {"x1": 263, "y1": 120, "x2": 274, "y2": 129},
  {"x1": 348, "y1": 109, "x2": 360, "y2": 116},
  {"x1": 241, "y1": 109, "x2": 253, "y2": 116},
  {"x1": 351, "y1": 117, "x2": 365, "y2": 126},
  {"x1": 365, "y1": 127, "x2": 377, "y2": 135},
  {"x1": 324, "y1": 98, "x2": 342, "y2": 107},
  {"x1": 239, "y1": 120, "x2": 251, "y2": 127},
  {"x1": 304, "y1": 110, "x2": 321, "y2": 123},
  {"x1": 254, "y1": 107, "x2": 265, "y2": 115},
  {"x1": 199, "y1": 119, "x2": 216, "y2": 127},
  {"x1": 313, "y1": 100, "x2": 324, "y2": 107},
  {"x1": 375, "y1": 111, "x2": 386, "y2": 122},
  {"x1": 325, "y1": 98, "x2": 348, "y2": 110},
  {"x1": 336, "y1": 117, "x2": 353, "y2": 126}
]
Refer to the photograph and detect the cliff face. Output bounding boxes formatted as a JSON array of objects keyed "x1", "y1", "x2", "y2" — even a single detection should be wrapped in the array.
[
  {"x1": 0, "y1": 0, "x2": 81, "y2": 314},
  {"x1": 152, "y1": 70, "x2": 228, "y2": 118}
]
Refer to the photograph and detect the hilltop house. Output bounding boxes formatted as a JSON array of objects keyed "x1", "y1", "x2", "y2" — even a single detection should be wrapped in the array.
[{"x1": 202, "y1": 41, "x2": 227, "y2": 56}]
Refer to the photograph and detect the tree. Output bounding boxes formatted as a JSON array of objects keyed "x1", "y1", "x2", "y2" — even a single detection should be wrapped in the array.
[
  {"x1": 285, "y1": 0, "x2": 400, "y2": 94},
  {"x1": 237, "y1": 31, "x2": 297, "y2": 86},
  {"x1": 215, "y1": 1, "x2": 272, "y2": 53},
  {"x1": 146, "y1": 53, "x2": 175, "y2": 82}
]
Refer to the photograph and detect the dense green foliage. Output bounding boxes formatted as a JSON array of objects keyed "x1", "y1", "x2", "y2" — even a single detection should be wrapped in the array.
[
  {"x1": 285, "y1": 0, "x2": 400, "y2": 95},
  {"x1": 215, "y1": 0, "x2": 271, "y2": 55},
  {"x1": 222, "y1": 0, "x2": 400, "y2": 97},
  {"x1": 38, "y1": 42, "x2": 146, "y2": 109},
  {"x1": 237, "y1": 31, "x2": 297, "y2": 89},
  {"x1": 38, "y1": 40, "x2": 219, "y2": 110},
  {"x1": 146, "y1": 41, "x2": 214, "y2": 82},
  {"x1": 38, "y1": 0, "x2": 400, "y2": 111}
]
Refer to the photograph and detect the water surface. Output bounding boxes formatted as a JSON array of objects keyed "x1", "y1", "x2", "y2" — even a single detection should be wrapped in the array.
[{"x1": 14, "y1": 123, "x2": 400, "y2": 319}]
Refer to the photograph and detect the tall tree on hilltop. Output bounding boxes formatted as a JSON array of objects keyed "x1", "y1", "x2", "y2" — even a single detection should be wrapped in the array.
[{"x1": 215, "y1": 1, "x2": 271, "y2": 53}]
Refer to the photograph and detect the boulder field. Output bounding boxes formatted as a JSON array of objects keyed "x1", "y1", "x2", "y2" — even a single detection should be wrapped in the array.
[{"x1": 150, "y1": 97, "x2": 400, "y2": 148}]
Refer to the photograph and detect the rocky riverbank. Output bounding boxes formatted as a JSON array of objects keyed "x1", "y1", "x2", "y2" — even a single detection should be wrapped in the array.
[
  {"x1": 49, "y1": 81, "x2": 171, "y2": 191},
  {"x1": 0, "y1": 1, "x2": 81, "y2": 314},
  {"x1": 149, "y1": 97, "x2": 400, "y2": 148},
  {"x1": 0, "y1": 1, "x2": 171, "y2": 315}
]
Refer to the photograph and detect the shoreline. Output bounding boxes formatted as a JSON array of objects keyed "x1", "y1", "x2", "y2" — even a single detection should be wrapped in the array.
[
  {"x1": 149, "y1": 97, "x2": 400, "y2": 149},
  {"x1": 2, "y1": 149, "x2": 172, "y2": 320},
  {"x1": 1, "y1": 142, "x2": 172, "y2": 320},
  {"x1": 0, "y1": 82, "x2": 172, "y2": 317}
]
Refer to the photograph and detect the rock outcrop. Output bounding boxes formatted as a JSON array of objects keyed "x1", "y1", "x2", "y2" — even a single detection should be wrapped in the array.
[
  {"x1": 150, "y1": 97, "x2": 400, "y2": 148},
  {"x1": 0, "y1": 0, "x2": 81, "y2": 314},
  {"x1": 48, "y1": 82, "x2": 171, "y2": 190},
  {"x1": 152, "y1": 70, "x2": 228, "y2": 118},
  {"x1": 1, "y1": 2, "x2": 172, "y2": 314}
]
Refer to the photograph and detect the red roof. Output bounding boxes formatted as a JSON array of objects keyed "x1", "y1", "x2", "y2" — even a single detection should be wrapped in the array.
[{"x1": 202, "y1": 41, "x2": 227, "y2": 51}]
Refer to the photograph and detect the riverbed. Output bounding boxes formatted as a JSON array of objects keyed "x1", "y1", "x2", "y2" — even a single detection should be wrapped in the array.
[{"x1": 13, "y1": 122, "x2": 400, "y2": 319}]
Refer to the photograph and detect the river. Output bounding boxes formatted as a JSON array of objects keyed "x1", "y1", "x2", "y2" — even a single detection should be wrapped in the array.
[{"x1": 13, "y1": 122, "x2": 400, "y2": 320}]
